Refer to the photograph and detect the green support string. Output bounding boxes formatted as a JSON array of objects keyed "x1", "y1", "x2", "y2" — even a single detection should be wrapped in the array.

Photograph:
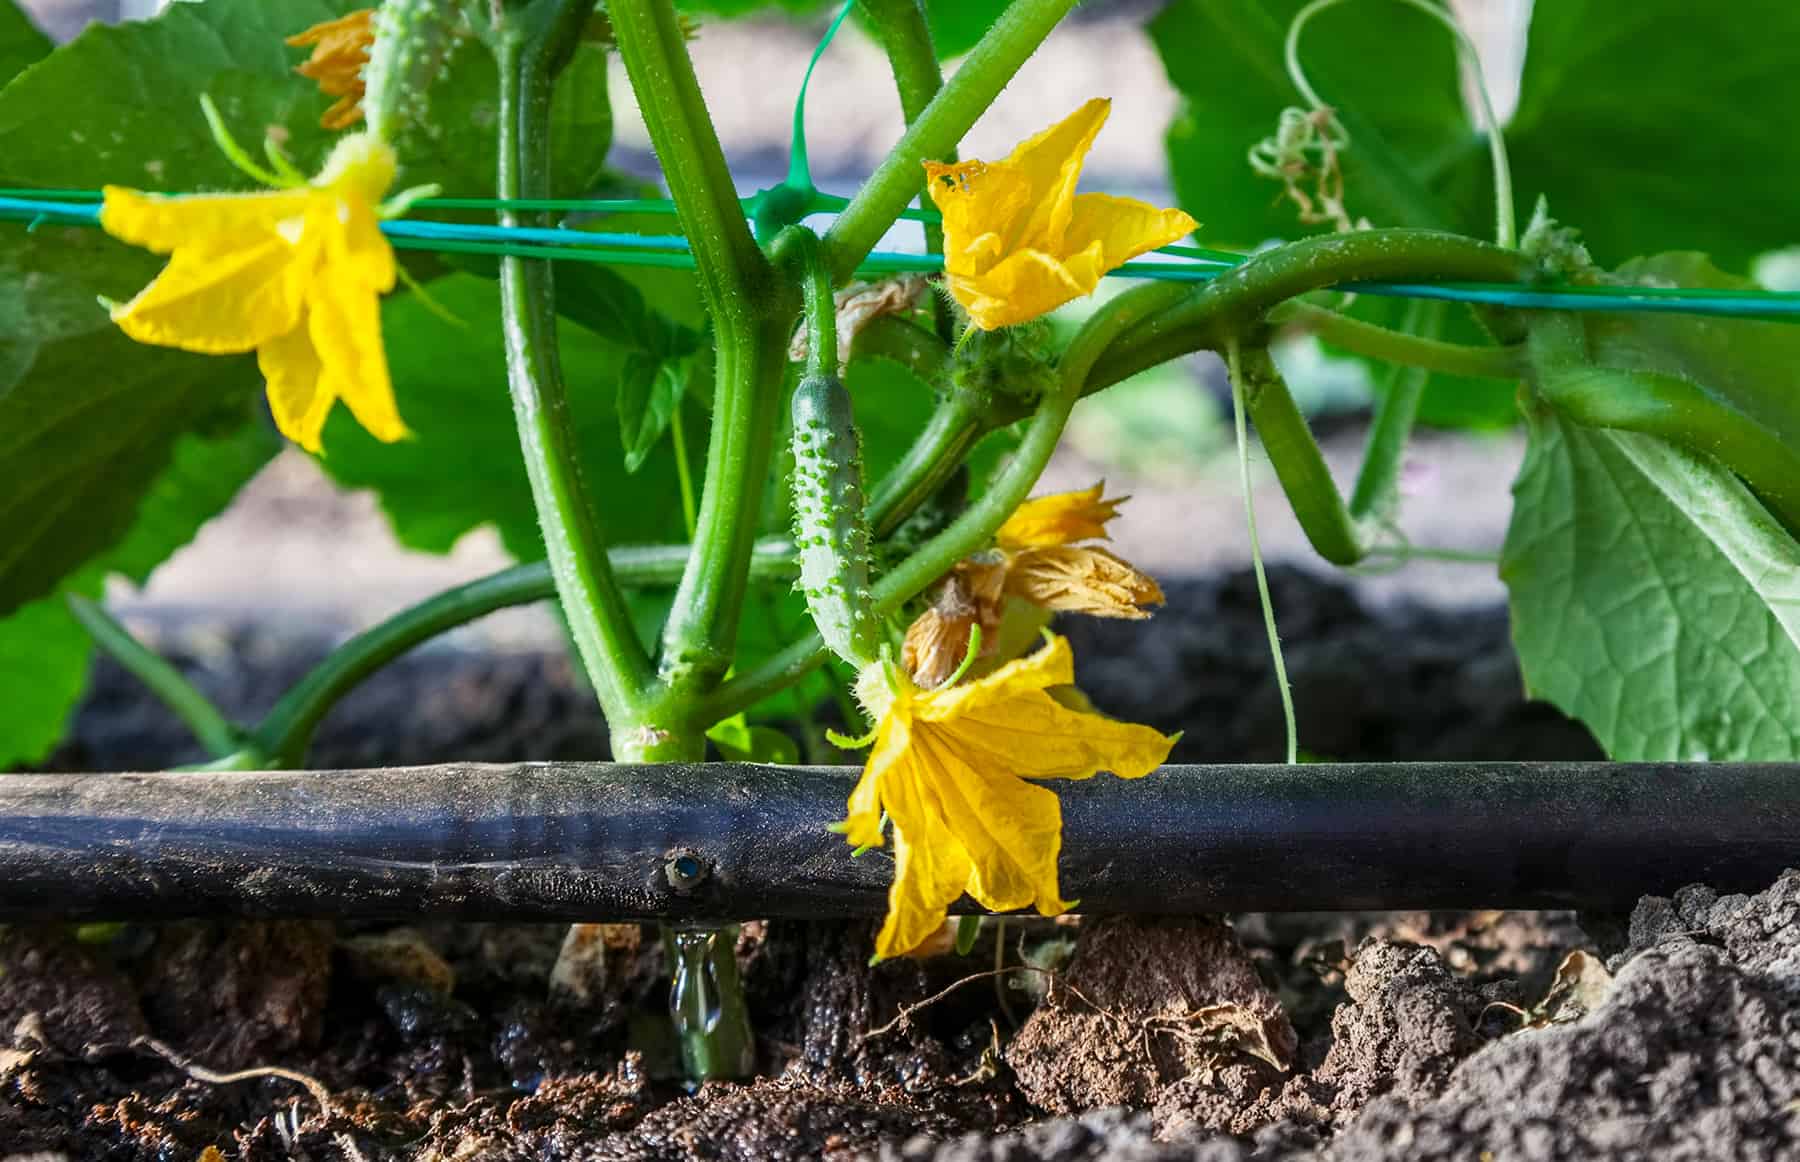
[{"x1": 6, "y1": 191, "x2": 1800, "y2": 321}]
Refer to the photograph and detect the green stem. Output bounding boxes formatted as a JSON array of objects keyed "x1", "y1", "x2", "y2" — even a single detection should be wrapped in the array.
[
  {"x1": 254, "y1": 545, "x2": 798, "y2": 769},
  {"x1": 612, "y1": 0, "x2": 794, "y2": 711},
  {"x1": 858, "y1": 0, "x2": 949, "y2": 255},
  {"x1": 1346, "y1": 299, "x2": 1435, "y2": 521},
  {"x1": 697, "y1": 282, "x2": 1185, "y2": 723},
  {"x1": 1226, "y1": 341, "x2": 1299, "y2": 764},
  {"x1": 66, "y1": 595, "x2": 244, "y2": 760},
  {"x1": 824, "y1": 0, "x2": 1078, "y2": 281},
  {"x1": 1272, "y1": 301, "x2": 1524, "y2": 379},
  {"x1": 865, "y1": 387, "x2": 986, "y2": 538},
  {"x1": 795, "y1": 227, "x2": 839, "y2": 378},
  {"x1": 670, "y1": 405, "x2": 699, "y2": 538},
  {"x1": 850, "y1": 314, "x2": 951, "y2": 381},
  {"x1": 495, "y1": 4, "x2": 654, "y2": 736},
  {"x1": 1084, "y1": 229, "x2": 1534, "y2": 393}
]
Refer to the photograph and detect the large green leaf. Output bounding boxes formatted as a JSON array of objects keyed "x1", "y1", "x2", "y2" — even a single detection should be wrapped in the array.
[
  {"x1": 1508, "y1": 1, "x2": 1800, "y2": 271},
  {"x1": 0, "y1": 0, "x2": 49, "y2": 89},
  {"x1": 1501, "y1": 407, "x2": 1800, "y2": 760},
  {"x1": 315, "y1": 274, "x2": 691, "y2": 560},
  {"x1": 0, "y1": 0, "x2": 613, "y2": 611},
  {"x1": 0, "y1": 422, "x2": 278, "y2": 769}
]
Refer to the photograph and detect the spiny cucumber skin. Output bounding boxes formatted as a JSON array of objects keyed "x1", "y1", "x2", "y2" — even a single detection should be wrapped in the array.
[
  {"x1": 791, "y1": 375, "x2": 880, "y2": 669},
  {"x1": 364, "y1": 0, "x2": 463, "y2": 143}
]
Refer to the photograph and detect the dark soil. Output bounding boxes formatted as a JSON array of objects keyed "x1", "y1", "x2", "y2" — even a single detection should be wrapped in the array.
[{"x1": 13, "y1": 567, "x2": 1772, "y2": 1161}]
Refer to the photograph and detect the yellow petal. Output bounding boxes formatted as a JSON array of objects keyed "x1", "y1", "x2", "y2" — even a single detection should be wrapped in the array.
[
  {"x1": 1005, "y1": 545, "x2": 1164, "y2": 619},
  {"x1": 841, "y1": 714, "x2": 908, "y2": 850},
  {"x1": 100, "y1": 186, "x2": 312, "y2": 254},
  {"x1": 307, "y1": 279, "x2": 407, "y2": 444},
  {"x1": 1005, "y1": 98, "x2": 1110, "y2": 255},
  {"x1": 996, "y1": 483, "x2": 1124, "y2": 550},
  {"x1": 949, "y1": 247, "x2": 1094, "y2": 331},
  {"x1": 322, "y1": 196, "x2": 396, "y2": 294},
  {"x1": 875, "y1": 754, "x2": 974, "y2": 960},
  {"x1": 915, "y1": 633, "x2": 1075, "y2": 721},
  {"x1": 934, "y1": 688, "x2": 1175, "y2": 783},
  {"x1": 1064, "y1": 191, "x2": 1198, "y2": 270},
  {"x1": 259, "y1": 321, "x2": 332, "y2": 454},
  {"x1": 911, "y1": 728, "x2": 1070, "y2": 916},
  {"x1": 107, "y1": 234, "x2": 312, "y2": 355},
  {"x1": 924, "y1": 159, "x2": 1034, "y2": 280}
]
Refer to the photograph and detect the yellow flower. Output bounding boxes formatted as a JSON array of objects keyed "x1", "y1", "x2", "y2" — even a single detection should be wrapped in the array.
[
  {"x1": 101, "y1": 132, "x2": 409, "y2": 454},
  {"x1": 923, "y1": 98, "x2": 1198, "y2": 330},
  {"x1": 842, "y1": 635, "x2": 1175, "y2": 959},
  {"x1": 902, "y1": 484, "x2": 1163, "y2": 686},
  {"x1": 288, "y1": 10, "x2": 375, "y2": 131}
]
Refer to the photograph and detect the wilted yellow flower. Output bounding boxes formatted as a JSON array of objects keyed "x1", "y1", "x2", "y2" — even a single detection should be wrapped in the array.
[
  {"x1": 924, "y1": 98, "x2": 1197, "y2": 330},
  {"x1": 903, "y1": 484, "x2": 1163, "y2": 687},
  {"x1": 842, "y1": 636, "x2": 1175, "y2": 959},
  {"x1": 101, "y1": 132, "x2": 408, "y2": 454},
  {"x1": 1005, "y1": 545, "x2": 1162, "y2": 620},
  {"x1": 288, "y1": 10, "x2": 374, "y2": 130},
  {"x1": 902, "y1": 563, "x2": 1004, "y2": 688}
]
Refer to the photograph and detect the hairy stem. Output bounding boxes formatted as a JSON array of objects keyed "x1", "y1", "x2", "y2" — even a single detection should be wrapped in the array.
[
  {"x1": 1273, "y1": 300, "x2": 1524, "y2": 379},
  {"x1": 825, "y1": 0, "x2": 1078, "y2": 281},
  {"x1": 612, "y1": 0, "x2": 795, "y2": 718},
  {"x1": 253, "y1": 544, "x2": 798, "y2": 768},
  {"x1": 858, "y1": 0, "x2": 948, "y2": 254},
  {"x1": 865, "y1": 388, "x2": 986, "y2": 538},
  {"x1": 494, "y1": 2, "x2": 655, "y2": 743},
  {"x1": 1085, "y1": 229, "x2": 1535, "y2": 392}
]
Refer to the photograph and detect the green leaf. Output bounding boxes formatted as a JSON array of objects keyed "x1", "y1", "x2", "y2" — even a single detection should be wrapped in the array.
[
  {"x1": 0, "y1": 0, "x2": 343, "y2": 613},
  {"x1": 0, "y1": 423, "x2": 277, "y2": 769},
  {"x1": 1508, "y1": 1, "x2": 1800, "y2": 271},
  {"x1": 1150, "y1": 0, "x2": 1479, "y2": 247},
  {"x1": 0, "y1": 0, "x2": 49, "y2": 89},
  {"x1": 706, "y1": 714, "x2": 800, "y2": 764},
  {"x1": 0, "y1": 595, "x2": 93, "y2": 770},
  {"x1": 0, "y1": 0, "x2": 355, "y2": 193},
  {"x1": 316, "y1": 274, "x2": 691, "y2": 560},
  {"x1": 1501, "y1": 407, "x2": 1800, "y2": 760},
  {"x1": 619, "y1": 351, "x2": 693, "y2": 473},
  {"x1": 0, "y1": 223, "x2": 271, "y2": 616}
]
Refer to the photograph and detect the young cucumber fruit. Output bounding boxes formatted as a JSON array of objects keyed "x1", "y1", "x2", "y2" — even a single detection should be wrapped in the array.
[{"x1": 790, "y1": 373, "x2": 881, "y2": 669}]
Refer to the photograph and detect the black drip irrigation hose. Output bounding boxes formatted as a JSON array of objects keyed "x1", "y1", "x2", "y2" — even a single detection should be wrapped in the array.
[{"x1": 0, "y1": 762, "x2": 1794, "y2": 921}]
